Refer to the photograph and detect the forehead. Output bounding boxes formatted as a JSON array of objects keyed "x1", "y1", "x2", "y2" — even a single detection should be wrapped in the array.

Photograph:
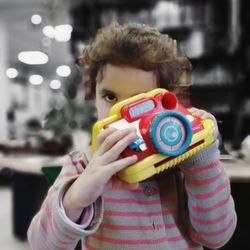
[{"x1": 96, "y1": 64, "x2": 157, "y2": 96}]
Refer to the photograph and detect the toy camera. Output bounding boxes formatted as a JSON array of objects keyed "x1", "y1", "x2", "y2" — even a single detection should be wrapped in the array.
[{"x1": 92, "y1": 88, "x2": 215, "y2": 183}]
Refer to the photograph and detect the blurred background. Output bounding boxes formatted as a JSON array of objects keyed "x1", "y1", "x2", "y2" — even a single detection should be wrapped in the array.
[{"x1": 0, "y1": 0, "x2": 249, "y2": 249}]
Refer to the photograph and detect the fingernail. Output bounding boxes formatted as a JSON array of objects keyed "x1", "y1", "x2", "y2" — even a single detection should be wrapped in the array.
[
  {"x1": 130, "y1": 130, "x2": 137, "y2": 135},
  {"x1": 130, "y1": 155, "x2": 137, "y2": 161}
]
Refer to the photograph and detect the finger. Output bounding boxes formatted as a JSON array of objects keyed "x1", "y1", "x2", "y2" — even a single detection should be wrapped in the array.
[
  {"x1": 188, "y1": 108, "x2": 218, "y2": 139},
  {"x1": 189, "y1": 107, "x2": 214, "y2": 120},
  {"x1": 199, "y1": 111, "x2": 216, "y2": 123},
  {"x1": 197, "y1": 110, "x2": 209, "y2": 119},
  {"x1": 96, "y1": 127, "x2": 117, "y2": 149},
  {"x1": 188, "y1": 107, "x2": 197, "y2": 112},
  {"x1": 106, "y1": 155, "x2": 138, "y2": 175},
  {"x1": 102, "y1": 131, "x2": 138, "y2": 163},
  {"x1": 98, "y1": 127, "x2": 136, "y2": 155},
  {"x1": 188, "y1": 107, "x2": 202, "y2": 119}
]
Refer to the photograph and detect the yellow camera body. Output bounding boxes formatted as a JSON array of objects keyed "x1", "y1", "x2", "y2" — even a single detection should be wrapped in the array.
[{"x1": 92, "y1": 88, "x2": 215, "y2": 183}]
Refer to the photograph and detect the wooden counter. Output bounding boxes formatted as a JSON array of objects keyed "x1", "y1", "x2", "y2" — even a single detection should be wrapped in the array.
[
  {"x1": 0, "y1": 153, "x2": 64, "y2": 175},
  {"x1": 222, "y1": 159, "x2": 250, "y2": 183},
  {"x1": 1, "y1": 153, "x2": 250, "y2": 182}
]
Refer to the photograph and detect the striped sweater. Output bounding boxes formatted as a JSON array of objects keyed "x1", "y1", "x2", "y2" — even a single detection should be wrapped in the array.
[{"x1": 28, "y1": 140, "x2": 236, "y2": 250}]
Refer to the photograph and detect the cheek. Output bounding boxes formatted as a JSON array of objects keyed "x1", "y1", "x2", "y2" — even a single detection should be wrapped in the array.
[
  {"x1": 95, "y1": 98, "x2": 111, "y2": 120},
  {"x1": 98, "y1": 109, "x2": 110, "y2": 120}
]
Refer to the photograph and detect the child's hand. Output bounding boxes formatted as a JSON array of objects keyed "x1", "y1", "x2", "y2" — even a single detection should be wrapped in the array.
[
  {"x1": 188, "y1": 107, "x2": 219, "y2": 140},
  {"x1": 63, "y1": 127, "x2": 138, "y2": 222}
]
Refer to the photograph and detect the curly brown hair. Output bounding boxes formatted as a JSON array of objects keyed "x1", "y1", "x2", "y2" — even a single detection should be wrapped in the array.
[{"x1": 77, "y1": 22, "x2": 192, "y2": 100}]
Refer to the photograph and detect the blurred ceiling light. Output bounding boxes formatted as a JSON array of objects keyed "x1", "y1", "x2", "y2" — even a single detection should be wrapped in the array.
[
  {"x1": 54, "y1": 24, "x2": 73, "y2": 42},
  {"x1": 6, "y1": 68, "x2": 18, "y2": 79},
  {"x1": 18, "y1": 51, "x2": 48, "y2": 65},
  {"x1": 29, "y1": 74, "x2": 44, "y2": 85},
  {"x1": 50, "y1": 80, "x2": 61, "y2": 90},
  {"x1": 43, "y1": 25, "x2": 55, "y2": 39},
  {"x1": 41, "y1": 37, "x2": 52, "y2": 47},
  {"x1": 56, "y1": 65, "x2": 71, "y2": 77},
  {"x1": 31, "y1": 14, "x2": 42, "y2": 25},
  {"x1": 152, "y1": 1, "x2": 181, "y2": 29}
]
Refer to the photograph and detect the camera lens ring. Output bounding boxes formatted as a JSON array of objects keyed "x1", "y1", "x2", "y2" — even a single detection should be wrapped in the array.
[{"x1": 150, "y1": 111, "x2": 192, "y2": 156}]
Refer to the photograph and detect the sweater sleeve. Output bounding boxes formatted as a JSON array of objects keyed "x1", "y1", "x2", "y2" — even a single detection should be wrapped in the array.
[
  {"x1": 179, "y1": 140, "x2": 237, "y2": 249},
  {"x1": 59, "y1": 193, "x2": 94, "y2": 228},
  {"x1": 27, "y1": 151, "x2": 103, "y2": 250}
]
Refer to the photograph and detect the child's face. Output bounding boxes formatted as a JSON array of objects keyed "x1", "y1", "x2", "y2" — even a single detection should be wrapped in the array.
[{"x1": 95, "y1": 64, "x2": 157, "y2": 120}]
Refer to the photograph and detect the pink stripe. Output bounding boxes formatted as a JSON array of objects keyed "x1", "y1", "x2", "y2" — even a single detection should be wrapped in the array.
[
  {"x1": 44, "y1": 202, "x2": 76, "y2": 242},
  {"x1": 101, "y1": 223, "x2": 176, "y2": 231},
  {"x1": 40, "y1": 231, "x2": 50, "y2": 250},
  {"x1": 191, "y1": 212, "x2": 227, "y2": 225},
  {"x1": 191, "y1": 196, "x2": 230, "y2": 213},
  {"x1": 44, "y1": 203, "x2": 52, "y2": 224},
  {"x1": 39, "y1": 217, "x2": 51, "y2": 250},
  {"x1": 92, "y1": 233, "x2": 168, "y2": 245},
  {"x1": 58, "y1": 172, "x2": 76, "y2": 179},
  {"x1": 40, "y1": 217, "x2": 48, "y2": 235},
  {"x1": 187, "y1": 172, "x2": 221, "y2": 186},
  {"x1": 104, "y1": 196, "x2": 177, "y2": 205},
  {"x1": 67, "y1": 155, "x2": 86, "y2": 168},
  {"x1": 167, "y1": 235, "x2": 186, "y2": 242},
  {"x1": 91, "y1": 234, "x2": 184, "y2": 245},
  {"x1": 111, "y1": 187, "x2": 163, "y2": 196},
  {"x1": 104, "y1": 209, "x2": 176, "y2": 217},
  {"x1": 47, "y1": 187, "x2": 56, "y2": 198},
  {"x1": 52, "y1": 215, "x2": 76, "y2": 242},
  {"x1": 79, "y1": 159, "x2": 86, "y2": 168},
  {"x1": 104, "y1": 197, "x2": 161, "y2": 205},
  {"x1": 28, "y1": 221, "x2": 37, "y2": 249},
  {"x1": 128, "y1": 188, "x2": 159, "y2": 194},
  {"x1": 102, "y1": 224, "x2": 157, "y2": 231},
  {"x1": 30, "y1": 221, "x2": 34, "y2": 231},
  {"x1": 110, "y1": 187, "x2": 159, "y2": 196},
  {"x1": 84, "y1": 241, "x2": 101, "y2": 250},
  {"x1": 164, "y1": 222, "x2": 177, "y2": 229},
  {"x1": 110, "y1": 187, "x2": 128, "y2": 191},
  {"x1": 187, "y1": 179, "x2": 229, "y2": 200},
  {"x1": 63, "y1": 162, "x2": 76, "y2": 167},
  {"x1": 57, "y1": 247, "x2": 67, "y2": 250},
  {"x1": 199, "y1": 215, "x2": 236, "y2": 237},
  {"x1": 72, "y1": 160, "x2": 81, "y2": 166},
  {"x1": 184, "y1": 160, "x2": 219, "y2": 175}
]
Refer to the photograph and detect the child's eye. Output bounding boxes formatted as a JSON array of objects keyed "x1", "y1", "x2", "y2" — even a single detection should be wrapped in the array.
[{"x1": 104, "y1": 94, "x2": 117, "y2": 103}]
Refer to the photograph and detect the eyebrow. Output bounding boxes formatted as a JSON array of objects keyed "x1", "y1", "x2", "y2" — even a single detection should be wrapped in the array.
[
  {"x1": 98, "y1": 88, "x2": 143, "y2": 98},
  {"x1": 98, "y1": 88, "x2": 118, "y2": 97}
]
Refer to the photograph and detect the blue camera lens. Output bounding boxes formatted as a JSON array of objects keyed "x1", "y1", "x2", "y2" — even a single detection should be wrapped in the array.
[
  {"x1": 160, "y1": 121, "x2": 182, "y2": 146},
  {"x1": 150, "y1": 111, "x2": 192, "y2": 156}
]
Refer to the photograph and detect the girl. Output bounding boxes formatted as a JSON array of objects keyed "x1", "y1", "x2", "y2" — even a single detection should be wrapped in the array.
[{"x1": 28, "y1": 22, "x2": 236, "y2": 250}]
